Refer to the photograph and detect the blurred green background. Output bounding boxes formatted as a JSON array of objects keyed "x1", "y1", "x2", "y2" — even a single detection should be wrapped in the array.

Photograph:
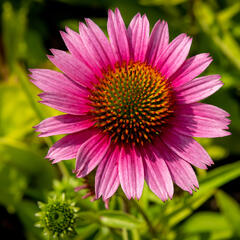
[{"x1": 0, "y1": 0, "x2": 240, "y2": 239}]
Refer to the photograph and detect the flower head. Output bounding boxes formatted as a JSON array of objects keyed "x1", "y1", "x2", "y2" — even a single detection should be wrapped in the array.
[
  {"x1": 31, "y1": 9, "x2": 230, "y2": 201},
  {"x1": 36, "y1": 194, "x2": 78, "y2": 239}
]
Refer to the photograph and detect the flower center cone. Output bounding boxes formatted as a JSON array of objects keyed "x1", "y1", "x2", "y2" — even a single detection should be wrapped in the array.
[{"x1": 89, "y1": 61, "x2": 175, "y2": 146}]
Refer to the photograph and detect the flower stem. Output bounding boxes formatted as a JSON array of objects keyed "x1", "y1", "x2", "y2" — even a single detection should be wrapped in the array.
[
  {"x1": 15, "y1": 63, "x2": 69, "y2": 178},
  {"x1": 132, "y1": 200, "x2": 156, "y2": 237},
  {"x1": 122, "y1": 229, "x2": 128, "y2": 240},
  {"x1": 57, "y1": 162, "x2": 70, "y2": 178}
]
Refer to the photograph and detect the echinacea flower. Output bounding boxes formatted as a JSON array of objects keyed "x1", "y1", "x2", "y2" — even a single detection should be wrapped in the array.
[{"x1": 30, "y1": 8, "x2": 230, "y2": 202}]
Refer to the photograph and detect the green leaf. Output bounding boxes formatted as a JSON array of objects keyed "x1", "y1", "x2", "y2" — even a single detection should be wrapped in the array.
[
  {"x1": 194, "y1": 1, "x2": 240, "y2": 70},
  {"x1": 180, "y1": 212, "x2": 231, "y2": 233},
  {"x1": 194, "y1": 1, "x2": 215, "y2": 28},
  {"x1": 130, "y1": 229, "x2": 141, "y2": 240},
  {"x1": 93, "y1": 227, "x2": 111, "y2": 240},
  {"x1": 217, "y1": 2, "x2": 240, "y2": 24},
  {"x1": 77, "y1": 211, "x2": 100, "y2": 225},
  {"x1": 165, "y1": 161, "x2": 240, "y2": 227},
  {"x1": 198, "y1": 161, "x2": 240, "y2": 193},
  {"x1": 179, "y1": 212, "x2": 234, "y2": 240},
  {"x1": 99, "y1": 210, "x2": 143, "y2": 229},
  {"x1": 165, "y1": 190, "x2": 214, "y2": 228},
  {"x1": 216, "y1": 190, "x2": 240, "y2": 236}
]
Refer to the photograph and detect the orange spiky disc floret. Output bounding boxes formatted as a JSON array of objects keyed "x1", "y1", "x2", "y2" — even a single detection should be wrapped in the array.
[{"x1": 88, "y1": 61, "x2": 175, "y2": 146}]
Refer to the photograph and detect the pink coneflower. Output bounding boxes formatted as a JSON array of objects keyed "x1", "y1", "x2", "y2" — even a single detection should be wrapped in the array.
[{"x1": 31, "y1": 9, "x2": 230, "y2": 201}]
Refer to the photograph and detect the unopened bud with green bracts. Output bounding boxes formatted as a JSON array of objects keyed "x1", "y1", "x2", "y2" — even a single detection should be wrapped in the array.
[{"x1": 35, "y1": 194, "x2": 79, "y2": 239}]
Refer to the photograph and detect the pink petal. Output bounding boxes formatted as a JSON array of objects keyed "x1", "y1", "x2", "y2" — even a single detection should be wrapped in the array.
[
  {"x1": 161, "y1": 130, "x2": 213, "y2": 169},
  {"x1": 155, "y1": 140, "x2": 199, "y2": 193},
  {"x1": 60, "y1": 30, "x2": 85, "y2": 64},
  {"x1": 85, "y1": 18, "x2": 116, "y2": 68},
  {"x1": 61, "y1": 28, "x2": 102, "y2": 77},
  {"x1": 95, "y1": 145, "x2": 120, "y2": 200},
  {"x1": 177, "y1": 103, "x2": 231, "y2": 124},
  {"x1": 39, "y1": 92, "x2": 90, "y2": 115},
  {"x1": 170, "y1": 53, "x2": 213, "y2": 87},
  {"x1": 166, "y1": 160, "x2": 198, "y2": 193},
  {"x1": 47, "y1": 129, "x2": 97, "y2": 163},
  {"x1": 128, "y1": 13, "x2": 149, "y2": 62},
  {"x1": 29, "y1": 69, "x2": 86, "y2": 95},
  {"x1": 107, "y1": 8, "x2": 130, "y2": 63},
  {"x1": 128, "y1": 13, "x2": 140, "y2": 33},
  {"x1": 171, "y1": 104, "x2": 231, "y2": 138},
  {"x1": 175, "y1": 74, "x2": 223, "y2": 104},
  {"x1": 78, "y1": 23, "x2": 106, "y2": 76},
  {"x1": 75, "y1": 133, "x2": 111, "y2": 178},
  {"x1": 118, "y1": 146, "x2": 144, "y2": 199},
  {"x1": 34, "y1": 114, "x2": 94, "y2": 137},
  {"x1": 127, "y1": 13, "x2": 140, "y2": 58},
  {"x1": 145, "y1": 20, "x2": 169, "y2": 66},
  {"x1": 172, "y1": 124, "x2": 230, "y2": 138},
  {"x1": 141, "y1": 145, "x2": 173, "y2": 201},
  {"x1": 170, "y1": 103, "x2": 231, "y2": 138},
  {"x1": 176, "y1": 106, "x2": 230, "y2": 129},
  {"x1": 156, "y1": 34, "x2": 192, "y2": 78},
  {"x1": 48, "y1": 49, "x2": 96, "y2": 88}
]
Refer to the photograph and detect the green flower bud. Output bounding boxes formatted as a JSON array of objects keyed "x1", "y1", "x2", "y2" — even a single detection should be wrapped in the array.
[{"x1": 36, "y1": 194, "x2": 79, "y2": 239}]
